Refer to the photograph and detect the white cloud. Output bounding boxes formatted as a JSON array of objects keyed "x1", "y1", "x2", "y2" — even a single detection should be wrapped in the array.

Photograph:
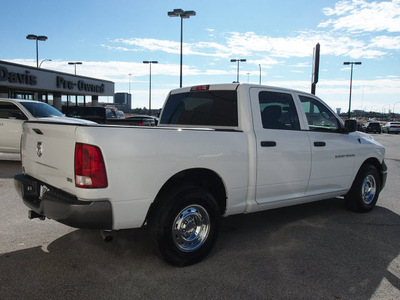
[
  {"x1": 370, "y1": 35, "x2": 400, "y2": 50},
  {"x1": 319, "y1": 0, "x2": 400, "y2": 33},
  {"x1": 291, "y1": 62, "x2": 311, "y2": 68},
  {"x1": 223, "y1": 31, "x2": 387, "y2": 59},
  {"x1": 111, "y1": 38, "x2": 181, "y2": 54},
  {"x1": 107, "y1": 28, "x2": 390, "y2": 61}
]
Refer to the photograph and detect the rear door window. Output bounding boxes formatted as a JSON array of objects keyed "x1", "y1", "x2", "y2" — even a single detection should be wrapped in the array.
[{"x1": 258, "y1": 91, "x2": 300, "y2": 130}]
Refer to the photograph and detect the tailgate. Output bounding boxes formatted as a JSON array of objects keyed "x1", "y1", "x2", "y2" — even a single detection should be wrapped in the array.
[{"x1": 21, "y1": 121, "x2": 78, "y2": 195}]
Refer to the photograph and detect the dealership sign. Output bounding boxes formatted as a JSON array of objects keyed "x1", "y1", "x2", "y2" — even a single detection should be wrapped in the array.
[
  {"x1": 0, "y1": 66, "x2": 37, "y2": 86},
  {"x1": 56, "y1": 76, "x2": 105, "y2": 93},
  {"x1": 0, "y1": 60, "x2": 114, "y2": 96}
]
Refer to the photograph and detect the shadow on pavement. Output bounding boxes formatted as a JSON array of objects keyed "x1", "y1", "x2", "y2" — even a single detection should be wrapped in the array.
[
  {"x1": 1, "y1": 198, "x2": 400, "y2": 299},
  {"x1": 0, "y1": 160, "x2": 22, "y2": 179}
]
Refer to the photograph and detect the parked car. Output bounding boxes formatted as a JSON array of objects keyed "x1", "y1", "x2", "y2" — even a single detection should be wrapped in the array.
[
  {"x1": 65, "y1": 106, "x2": 155, "y2": 126},
  {"x1": 0, "y1": 98, "x2": 94, "y2": 154},
  {"x1": 125, "y1": 115, "x2": 158, "y2": 126},
  {"x1": 363, "y1": 121, "x2": 381, "y2": 134},
  {"x1": 382, "y1": 122, "x2": 400, "y2": 134},
  {"x1": 356, "y1": 121, "x2": 363, "y2": 131}
]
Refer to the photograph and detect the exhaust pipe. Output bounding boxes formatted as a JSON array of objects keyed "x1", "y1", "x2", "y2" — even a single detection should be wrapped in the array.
[
  {"x1": 28, "y1": 210, "x2": 45, "y2": 220},
  {"x1": 101, "y1": 230, "x2": 113, "y2": 243}
]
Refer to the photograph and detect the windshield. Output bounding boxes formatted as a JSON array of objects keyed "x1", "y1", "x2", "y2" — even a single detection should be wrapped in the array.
[{"x1": 20, "y1": 102, "x2": 63, "y2": 118}]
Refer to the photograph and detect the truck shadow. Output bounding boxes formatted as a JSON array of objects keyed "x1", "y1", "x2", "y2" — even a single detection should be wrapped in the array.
[
  {"x1": 1, "y1": 199, "x2": 400, "y2": 299},
  {"x1": 0, "y1": 159, "x2": 21, "y2": 179}
]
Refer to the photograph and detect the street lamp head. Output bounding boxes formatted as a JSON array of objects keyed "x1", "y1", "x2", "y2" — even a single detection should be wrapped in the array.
[
  {"x1": 68, "y1": 62, "x2": 82, "y2": 65},
  {"x1": 182, "y1": 10, "x2": 196, "y2": 18},
  {"x1": 184, "y1": 10, "x2": 196, "y2": 16},
  {"x1": 168, "y1": 8, "x2": 184, "y2": 17},
  {"x1": 26, "y1": 34, "x2": 47, "y2": 41},
  {"x1": 174, "y1": 8, "x2": 184, "y2": 15},
  {"x1": 240, "y1": 59, "x2": 247, "y2": 62},
  {"x1": 344, "y1": 61, "x2": 362, "y2": 65},
  {"x1": 26, "y1": 34, "x2": 37, "y2": 40},
  {"x1": 168, "y1": 8, "x2": 195, "y2": 18},
  {"x1": 230, "y1": 59, "x2": 237, "y2": 62},
  {"x1": 168, "y1": 11, "x2": 178, "y2": 17}
]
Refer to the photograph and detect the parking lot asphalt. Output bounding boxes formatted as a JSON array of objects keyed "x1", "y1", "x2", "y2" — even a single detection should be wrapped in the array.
[{"x1": 1, "y1": 134, "x2": 400, "y2": 300}]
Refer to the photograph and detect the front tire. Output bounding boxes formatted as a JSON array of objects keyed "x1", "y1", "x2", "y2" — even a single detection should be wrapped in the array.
[
  {"x1": 345, "y1": 164, "x2": 381, "y2": 213},
  {"x1": 151, "y1": 187, "x2": 220, "y2": 267}
]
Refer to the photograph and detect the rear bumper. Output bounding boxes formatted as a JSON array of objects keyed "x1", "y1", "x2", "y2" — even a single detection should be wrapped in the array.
[{"x1": 14, "y1": 174, "x2": 112, "y2": 229}]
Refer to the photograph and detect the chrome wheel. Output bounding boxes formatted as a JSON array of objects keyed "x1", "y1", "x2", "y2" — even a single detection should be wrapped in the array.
[
  {"x1": 172, "y1": 205, "x2": 210, "y2": 252},
  {"x1": 362, "y1": 174, "x2": 376, "y2": 205}
]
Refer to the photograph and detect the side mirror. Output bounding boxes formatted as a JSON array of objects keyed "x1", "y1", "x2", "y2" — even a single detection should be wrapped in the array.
[{"x1": 344, "y1": 119, "x2": 357, "y2": 133}]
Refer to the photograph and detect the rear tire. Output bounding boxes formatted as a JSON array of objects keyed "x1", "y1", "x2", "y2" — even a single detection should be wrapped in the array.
[
  {"x1": 150, "y1": 187, "x2": 220, "y2": 267},
  {"x1": 345, "y1": 164, "x2": 380, "y2": 213}
]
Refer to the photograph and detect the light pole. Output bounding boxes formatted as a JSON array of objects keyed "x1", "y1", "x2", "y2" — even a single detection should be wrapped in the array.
[
  {"x1": 128, "y1": 73, "x2": 132, "y2": 95},
  {"x1": 393, "y1": 102, "x2": 400, "y2": 119},
  {"x1": 230, "y1": 59, "x2": 246, "y2": 83},
  {"x1": 68, "y1": 62, "x2": 82, "y2": 75},
  {"x1": 259, "y1": 64, "x2": 262, "y2": 84},
  {"x1": 26, "y1": 34, "x2": 48, "y2": 68},
  {"x1": 143, "y1": 61, "x2": 158, "y2": 116},
  {"x1": 39, "y1": 59, "x2": 52, "y2": 68},
  {"x1": 343, "y1": 61, "x2": 362, "y2": 119},
  {"x1": 168, "y1": 8, "x2": 196, "y2": 88}
]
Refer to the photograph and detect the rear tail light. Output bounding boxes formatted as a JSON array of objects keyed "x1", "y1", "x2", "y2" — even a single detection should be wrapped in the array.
[
  {"x1": 190, "y1": 85, "x2": 210, "y2": 92},
  {"x1": 75, "y1": 143, "x2": 108, "y2": 188}
]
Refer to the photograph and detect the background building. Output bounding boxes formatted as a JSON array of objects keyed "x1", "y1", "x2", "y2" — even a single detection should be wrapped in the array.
[{"x1": 114, "y1": 92, "x2": 131, "y2": 113}]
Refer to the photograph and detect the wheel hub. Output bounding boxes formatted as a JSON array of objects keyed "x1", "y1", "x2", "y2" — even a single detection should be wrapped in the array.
[
  {"x1": 362, "y1": 174, "x2": 376, "y2": 204},
  {"x1": 172, "y1": 205, "x2": 210, "y2": 252}
]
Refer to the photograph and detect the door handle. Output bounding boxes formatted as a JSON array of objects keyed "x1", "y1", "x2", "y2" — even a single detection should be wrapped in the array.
[
  {"x1": 314, "y1": 141, "x2": 326, "y2": 147},
  {"x1": 261, "y1": 141, "x2": 277, "y2": 147}
]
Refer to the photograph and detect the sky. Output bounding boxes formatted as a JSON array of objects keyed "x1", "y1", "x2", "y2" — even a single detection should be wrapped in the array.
[{"x1": 1, "y1": 0, "x2": 400, "y2": 113}]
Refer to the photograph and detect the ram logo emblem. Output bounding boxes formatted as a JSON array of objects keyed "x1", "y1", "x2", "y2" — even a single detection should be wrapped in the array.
[{"x1": 36, "y1": 142, "x2": 43, "y2": 157}]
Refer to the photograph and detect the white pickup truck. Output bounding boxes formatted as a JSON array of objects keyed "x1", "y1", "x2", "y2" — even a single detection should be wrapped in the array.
[
  {"x1": 14, "y1": 84, "x2": 387, "y2": 266},
  {"x1": 0, "y1": 98, "x2": 94, "y2": 154}
]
